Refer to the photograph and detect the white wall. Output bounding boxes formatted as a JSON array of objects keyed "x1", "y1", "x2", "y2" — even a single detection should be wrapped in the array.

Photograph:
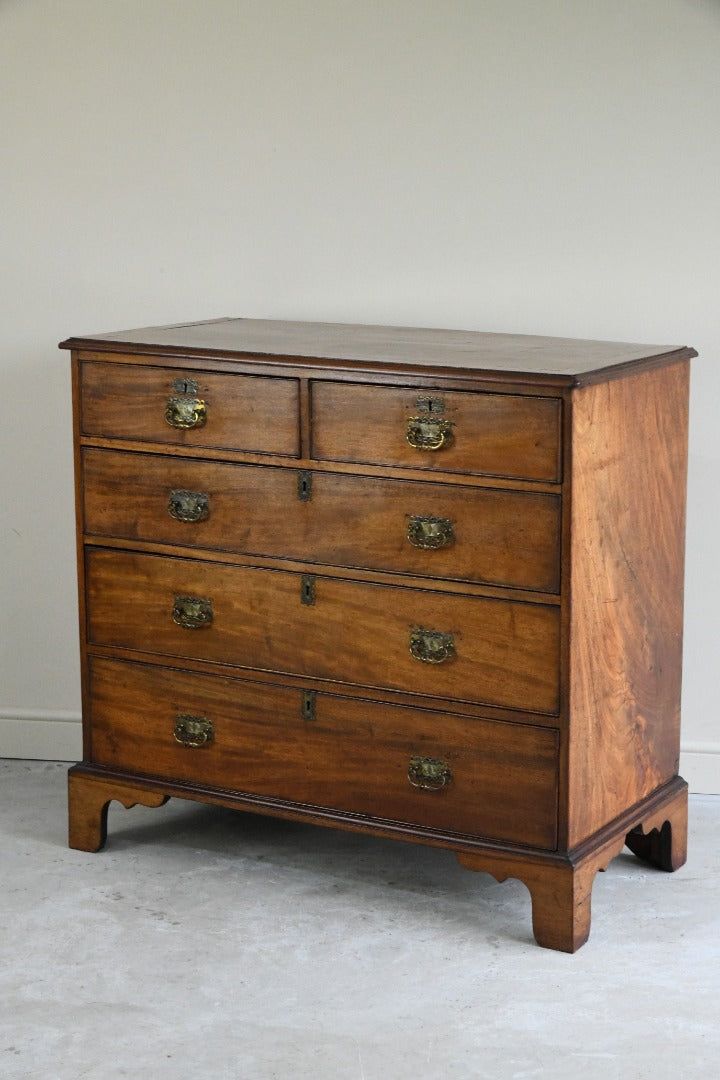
[{"x1": 1, "y1": 0, "x2": 717, "y2": 790}]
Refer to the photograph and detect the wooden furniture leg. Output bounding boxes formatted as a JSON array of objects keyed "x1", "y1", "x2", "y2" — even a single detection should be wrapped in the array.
[
  {"x1": 68, "y1": 767, "x2": 169, "y2": 852},
  {"x1": 625, "y1": 788, "x2": 688, "y2": 871},
  {"x1": 457, "y1": 782, "x2": 689, "y2": 952},
  {"x1": 456, "y1": 851, "x2": 599, "y2": 953},
  {"x1": 524, "y1": 862, "x2": 595, "y2": 952}
]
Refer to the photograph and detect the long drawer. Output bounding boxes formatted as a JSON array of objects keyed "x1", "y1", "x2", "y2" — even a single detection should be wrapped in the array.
[
  {"x1": 88, "y1": 657, "x2": 559, "y2": 850},
  {"x1": 82, "y1": 449, "x2": 561, "y2": 593},
  {"x1": 79, "y1": 361, "x2": 300, "y2": 457},
  {"x1": 311, "y1": 381, "x2": 562, "y2": 482},
  {"x1": 85, "y1": 549, "x2": 561, "y2": 713}
]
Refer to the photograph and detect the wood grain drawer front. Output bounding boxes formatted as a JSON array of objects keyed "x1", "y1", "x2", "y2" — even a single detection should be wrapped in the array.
[
  {"x1": 86, "y1": 550, "x2": 560, "y2": 713},
  {"x1": 88, "y1": 658, "x2": 559, "y2": 850},
  {"x1": 83, "y1": 449, "x2": 561, "y2": 593},
  {"x1": 311, "y1": 382, "x2": 562, "y2": 482},
  {"x1": 79, "y1": 361, "x2": 300, "y2": 456}
]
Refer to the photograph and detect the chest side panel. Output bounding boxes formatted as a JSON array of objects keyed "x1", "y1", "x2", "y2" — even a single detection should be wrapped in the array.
[{"x1": 567, "y1": 361, "x2": 689, "y2": 846}]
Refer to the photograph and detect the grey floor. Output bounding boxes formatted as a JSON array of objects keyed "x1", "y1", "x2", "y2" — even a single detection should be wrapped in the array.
[{"x1": 2, "y1": 761, "x2": 719, "y2": 1080}]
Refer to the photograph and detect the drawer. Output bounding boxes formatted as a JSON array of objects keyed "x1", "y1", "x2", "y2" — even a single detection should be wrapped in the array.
[
  {"x1": 83, "y1": 449, "x2": 561, "y2": 593},
  {"x1": 88, "y1": 657, "x2": 559, "y2": 850},
  {"x1": 86, "y1": 550, "x2": 561, "y2": 713},
  {"x1": 311, "y1": 382, "x2": 562, "y2": 482},
  {"x1": 79, "y1": 361, "x2": 300, "y2": 457}
]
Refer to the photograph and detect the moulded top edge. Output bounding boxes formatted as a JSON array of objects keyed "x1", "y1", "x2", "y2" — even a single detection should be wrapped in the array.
[{"x1": 58, "y1": 317, "x2": 696, "y2": 387}]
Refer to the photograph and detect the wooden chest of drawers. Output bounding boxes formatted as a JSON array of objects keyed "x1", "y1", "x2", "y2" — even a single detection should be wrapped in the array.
[{"x1": 62, "y1": 318, "x2": 695, "y2": 951}]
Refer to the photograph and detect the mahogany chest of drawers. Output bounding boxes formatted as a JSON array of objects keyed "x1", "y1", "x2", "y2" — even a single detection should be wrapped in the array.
[{"x1": 62, "y1": 318, "x2": 695, "y2": 951}]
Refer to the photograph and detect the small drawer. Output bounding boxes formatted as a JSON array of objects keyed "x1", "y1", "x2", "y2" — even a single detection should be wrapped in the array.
[
  {"x1": 88, "y1": 657, "x2": 559, "y2": 850},
  {"x1": 311, "y1": 381, "x2": 562, "y2": 482},
  {"x1": 86, "y1": 550, "x2": 561, "y2": 714},
  {"x1": 79, "y1": 360, "x2": 300, "y2": 457},
  {"x1": 83, "y1": 449, "x2": 561, "y2": 593}
]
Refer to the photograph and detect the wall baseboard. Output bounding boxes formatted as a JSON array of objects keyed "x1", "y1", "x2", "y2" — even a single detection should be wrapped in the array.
[
  {"x1": 1, "y1": 711, "x2": 718, "y2": 794},
  {"x1": 679, "y1": 746, "x2": 720, "y2": 796},
  {"x1": 0, "y1": 710, "x2": 82, "y2": 762}
]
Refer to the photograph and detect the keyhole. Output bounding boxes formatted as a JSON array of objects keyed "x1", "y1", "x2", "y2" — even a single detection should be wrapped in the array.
[
  {"x1": 172, "y1": 376, "x2": 199, "y2": 395},
  {"x1": 415, "y1": 395, "x2": 445, "y2": 415},
  {"x1": 301, "y1": 575, "x2": 316, "y2": 605},
  {"x1": 301, "y1": 691, "x2": 316, "y2": 721},
  {"x1": 298, "y1": 471, "x2": 312, "y2": 502}
]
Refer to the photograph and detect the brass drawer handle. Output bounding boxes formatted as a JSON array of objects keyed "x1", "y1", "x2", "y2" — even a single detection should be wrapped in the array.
[
  {"x1": 168, "y1": 489, "x2": 210, "y2": 523},
  {"x1": 408, "y1": 756, "x2": 452, "y2": 791},
  {"x1": 409, "y1": 628, "x2": 455, "y2": 664},
  {"x1": 406, "y1": 416, "x2": 453, "y2": 451},
  {"x1": 172, "y1": 595, "x2": 213, "y2": 629},
  {"x1": 173, "y1": 714, "x2": 214, "y2": 748},
  {"x1": 407, "y1": 515, "x2": 454, "y2": 550},
  {"x1": 165, "y1": 395, "x2": 207, "y2": 429}
]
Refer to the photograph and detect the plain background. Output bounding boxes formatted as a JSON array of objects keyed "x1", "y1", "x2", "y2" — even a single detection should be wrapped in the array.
[{"x1": 0, "y1": 0, "x2": 717, "y2": 790}]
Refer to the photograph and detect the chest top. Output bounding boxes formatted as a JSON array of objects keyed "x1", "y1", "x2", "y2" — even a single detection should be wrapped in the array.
[{"x1": 60, "y1": 316, "x2": 695, "y2": 387}]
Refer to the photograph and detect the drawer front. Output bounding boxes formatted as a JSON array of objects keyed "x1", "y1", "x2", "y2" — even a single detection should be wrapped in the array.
[
  {"x1": 88, "y1": 657, "x2": 559, "y2": 850},
  {"x1": 311, "y1": 382, "x2": 562, "y2": 482},
  {"x1": 79, "y1": 361, "x2": 300, "y2": 456},
  {"x1": 83, "y1": 449, "x2": 561, "y2": 593},
  {"x1": 86, "y1": 550, "x2": 560, "y2": 713}
]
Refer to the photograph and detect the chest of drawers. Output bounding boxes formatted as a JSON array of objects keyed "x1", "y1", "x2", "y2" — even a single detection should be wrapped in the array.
[{"x1": 62, "y1": 318, "x2": 695, "y2": 951}]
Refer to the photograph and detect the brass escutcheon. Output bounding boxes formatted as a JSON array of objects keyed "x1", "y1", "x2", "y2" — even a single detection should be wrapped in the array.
[
  {"x1": 407, "y1": 515, "x2": 455, "y2": 550},
  {"x1": 301, "y1": 690, "x2": 317, "y2": 721},
  {"x1": 301, "y1": 575, "x2": 316, "y2": 606},
  {"x1": 168, "y1": 489, "x2": 210, "y2": 523},
  {"x1": 414, "y1": 396, "x2": 445, "y2": 415},
  {"x1": 173, "y1": 714, "x2": 214, "y2": 748},
  {"x1": 297, "y1": 471, "x2": 313, "y2": 502},
  {"x1": 172, "y1": 595, "x2": 213, "y2": 629},
  {"x1": 165, "y1": 395, "x2": 207, "y2": 429},
  {"x1": 172, "y1": 377, "x2": 199, "y2": 395},
  {"x1": 409, "y1": 628, "x2": 455, "y2": 664},
  {"x1": 408, "y1": 756, "x2": 452, "y2": 791},
  {"x1": 406, "y1": 416, "x2": 454, "y2": 451}
]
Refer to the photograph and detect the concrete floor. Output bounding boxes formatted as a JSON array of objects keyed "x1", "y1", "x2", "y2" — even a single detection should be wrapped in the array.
[{"x1": 2, "y1": 760, "x2": 718, "y2": 1080}]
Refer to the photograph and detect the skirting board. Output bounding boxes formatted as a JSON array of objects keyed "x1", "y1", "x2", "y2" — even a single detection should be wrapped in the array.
[
  {"x1": 679, "y1": 747, "x2": 720, "y2": 797},
  {"x1": 0, "y1": 710, "x2": 82, "y2": 763},
  {"x1": 1, "y1": 711, "x2": 718, "y2": 794}
]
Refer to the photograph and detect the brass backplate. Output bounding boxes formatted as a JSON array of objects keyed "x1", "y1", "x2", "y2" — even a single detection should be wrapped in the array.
[
  {"x1": 409, "y1": 627, "x2": 455, "y2": 664},
  {"x1": 407, "y1": 755, "x2": 452, "y2": 790},
  {"x1": 172, "y1": 595, "x2": 213, "y2": 629},
  {"x1": 173, "y1": 714, "x2": 214, "y2": 748},
  {"x1": 168, "y1": 489, "x2": 210, "y2": 523},
  {"x1": 407, "y1": 515, "x2": 454, "y2": 550},
  {"x1": 406, "y1": 416, "x2": 454, "y2": 451}
]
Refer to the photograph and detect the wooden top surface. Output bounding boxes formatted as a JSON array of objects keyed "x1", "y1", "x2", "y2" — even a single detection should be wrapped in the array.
[{"x1": 60, "y1": 317, "x2": 696, "y2": 386}]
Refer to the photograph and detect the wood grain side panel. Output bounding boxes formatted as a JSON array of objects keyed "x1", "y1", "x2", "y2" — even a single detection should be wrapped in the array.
[
  {"x1": 85, "y1": 549, "x2": 561, "y2": 714},
  {"x1": 88, "y1": 657, "x2": 559, "y2": 849},
  {"x1": 567, "y1": 361, "x2": 689, "y2": 846},
  {"x1": 82, "y1": 448, "x2": 561, "y2": 592},
  {"x1": 311, "y1": 382, "x2": 561, "y2": 481},
  {"x1": 80, "y1": 361, "x2": 300, "y2": 456}
]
